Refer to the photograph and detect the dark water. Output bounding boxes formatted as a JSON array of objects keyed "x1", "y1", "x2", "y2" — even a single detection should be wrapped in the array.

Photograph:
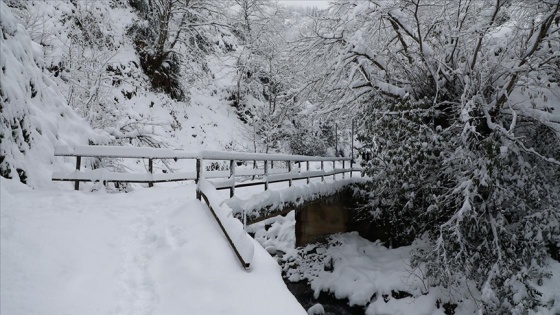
[{"x1": 284, "y1": 281, "x2": 365, "y2": 315}]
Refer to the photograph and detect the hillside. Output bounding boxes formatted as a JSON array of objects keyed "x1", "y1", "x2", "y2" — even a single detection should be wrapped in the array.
[{"x1": 1, "y1": 0, "x2": 254, "y2": 188}]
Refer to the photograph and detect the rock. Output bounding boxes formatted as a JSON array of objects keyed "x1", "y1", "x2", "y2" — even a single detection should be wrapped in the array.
[
  {"x1": 265, "y1": 245, "x2": 277, "y2": 255},
  {"x1": 307, "y1": 303, "x2": 325, "y2": 315}
]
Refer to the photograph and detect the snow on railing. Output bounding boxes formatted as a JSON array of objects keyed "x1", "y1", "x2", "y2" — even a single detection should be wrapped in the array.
[
  {"x1": 225, "y1": 177, "x2": 368, "y2": 224},
  {"x1": 198, "y1": 179, "x2": 254, "y2": 269},
  {"x1": 52, "y1": 145, "x2": 361, "y2": 192}
]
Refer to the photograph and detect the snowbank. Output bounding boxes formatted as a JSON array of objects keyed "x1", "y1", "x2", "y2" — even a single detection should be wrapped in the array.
[{"x1": 281, "y1": 232, "x2": 560, "y2": 315}]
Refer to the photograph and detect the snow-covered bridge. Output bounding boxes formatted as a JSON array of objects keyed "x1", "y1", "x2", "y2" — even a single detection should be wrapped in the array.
[{"x1": 52, "y1": 146, "x2": 365, "y2": 269}]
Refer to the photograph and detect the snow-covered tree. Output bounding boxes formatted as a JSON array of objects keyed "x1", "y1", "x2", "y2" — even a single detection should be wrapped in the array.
[
  {"x1": 299, "y1": 0, "x2": 560, "y2": 311},
  {"x1": 0, "y1": 1, "x2": 101, "y2": 186},
  {"x1": 129, "y1": 0, "x2": 230, "y2": 100},
  {"x1": 229, "y1": 1, "x2": 302, "y2": 153}
]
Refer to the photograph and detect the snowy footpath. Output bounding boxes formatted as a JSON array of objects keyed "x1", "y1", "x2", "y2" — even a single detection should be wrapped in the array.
[{"x1": 0, "y1": 178, "x2": 306, "y2": 315}]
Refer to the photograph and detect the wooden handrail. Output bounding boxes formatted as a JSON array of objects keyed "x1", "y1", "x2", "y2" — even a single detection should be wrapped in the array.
[
  {"x1": 52, "y1": 146, "x2": 362, "y2": 192},
  {"x1": 54, "y1": 146, "x2": 351, "y2": 161}
]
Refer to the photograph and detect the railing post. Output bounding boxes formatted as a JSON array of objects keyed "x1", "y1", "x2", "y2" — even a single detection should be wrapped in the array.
[
  {"x1": 148, "y1": 158, "x2": 154, "y2": 188},
  {"x1": 333, "y1": 161, "x2": 336, "y2": 180},
  {"x1": 342, "y1": 160, "x2": 346, "y2": 179},
  {"x1": 196, "y1": 158, "x2": 202, "y2": 200},
  {"x1": 287, "y1": 161, "x2": 292, "y2": 187},
  {"x1": 321, "y1": 161, "x2": 324, "y2": 182},
  {"x1": 229, "y1": 159, "x2": 235, "y2": 198},
  {"x1": 351, "y1": 119, "x2": 355, "y2": 178},
  {"x1": 298, "y1": 161, "x2": 302, "y2": 184},
  {"x1": 74, "y1": 156, "x2": 81, "y2": 191},
  {"x1": 306, "y1": 161, "x2": 310, "y2": 184},
  {"x1": 264, "y1": 160, "x2": 269, "y2": 190},
  {"x1": 252, "y1": 160, "x2": 257, "y2": 180}
]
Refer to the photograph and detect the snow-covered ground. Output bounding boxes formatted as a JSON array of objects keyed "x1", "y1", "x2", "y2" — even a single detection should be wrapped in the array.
[
  {"x1": 0, "y1": 178, "x2": 306, "y2": 315},
  {"x1": 4, "y1": 174, "x2": 559, "y2": 315},
  {"x1": 251, "y1": 212, "x2": 560, "y2": 315}
]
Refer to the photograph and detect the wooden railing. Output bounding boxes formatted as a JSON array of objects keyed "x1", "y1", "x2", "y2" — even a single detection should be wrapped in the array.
[
  {"x1": 52, "y1": 146, "x2": 362, "y2": 195},
  {"x1": 53, "y1": 146, "x2": 198, "y2": 190}
]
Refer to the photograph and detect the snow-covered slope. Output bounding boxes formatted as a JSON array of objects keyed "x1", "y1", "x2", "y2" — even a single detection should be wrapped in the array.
[
  {"x1": 0, "y1": 1, "x2": 101, "y2": 187},
  {"x1": 1, "y1": 0, "x2": 251, "y2": 188},
  {"x1": 0, "y1": 177, "x2": 306, "y2": 315}
]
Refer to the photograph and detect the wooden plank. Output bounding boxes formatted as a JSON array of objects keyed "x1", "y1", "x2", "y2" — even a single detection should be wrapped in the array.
[
  {"x1": 52, "y1": 175, "x2": 197, "y2": 183},
  {"x1": 55, "y1": 146, "x2": 352, "y2": 162},
  {"x1": 55, "y1": 145, "x2": 198, "y2": 159},
  {"x1": 52, "y1": 168, "x2": 356, "y2": 185},
  {"x1": 200, "y1": 150, "x2": 351, "y2": 162}
]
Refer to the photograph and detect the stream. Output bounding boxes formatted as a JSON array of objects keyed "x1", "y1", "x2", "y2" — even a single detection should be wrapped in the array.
[{"x1": 247, "y1": 191, "x2": 374, "y2": 314}]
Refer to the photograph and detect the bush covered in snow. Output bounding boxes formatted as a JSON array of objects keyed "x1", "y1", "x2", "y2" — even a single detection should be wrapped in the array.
[
  {"x1": 297, "y1": 0, "x2": 560, "y2": 312},
  {"x1": 0, "y1": 1, "x2": 99, "y2": 187}
]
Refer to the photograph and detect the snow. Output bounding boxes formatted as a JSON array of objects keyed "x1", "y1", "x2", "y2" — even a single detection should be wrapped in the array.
[
  {"x1": 55, "y1": 145, "x2": 199, "y2": 159},
  {"x1": 0, "y1": 1, "x2": 101, "y2": 187},
  {"x1": 531, "y1": 258, "x2": 560, "y2": 315},
  {"x1": 279, "y1": 232, "x2": 484, "y2": 315},
  {"x1": 246, "y1": 210, "x2": 297, "y2": 257},
  {"x1": 280, "y1": 231, "x2": 560, "y2": 315},
  {"x1": 294, "y1": 233, "x2": 427, "y2": 306},
  {"x1": 56, "y1": 145, "x2": 354, "y2": 161},
  {"x1": 252, "y1": 214, "x2": 484, "y2": 314},
  {"x1": 198, "y1": 179, "x2": 255, "y2": 268},
  {"x1": 307, "y1": 303, "x2": 325, "y2": 314},
  {"x1": 3, "y1": 0, "x2": 559, "y2": 314},
  {"x1": 200, "y1": 150, "x2": 352, "y2": 162},
  {"x1": 226, "y1": 177, "x2": 367, "y2": 218},
  {"x1": 0, "y1": 177, "x2": 306, "y2": 315}
]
